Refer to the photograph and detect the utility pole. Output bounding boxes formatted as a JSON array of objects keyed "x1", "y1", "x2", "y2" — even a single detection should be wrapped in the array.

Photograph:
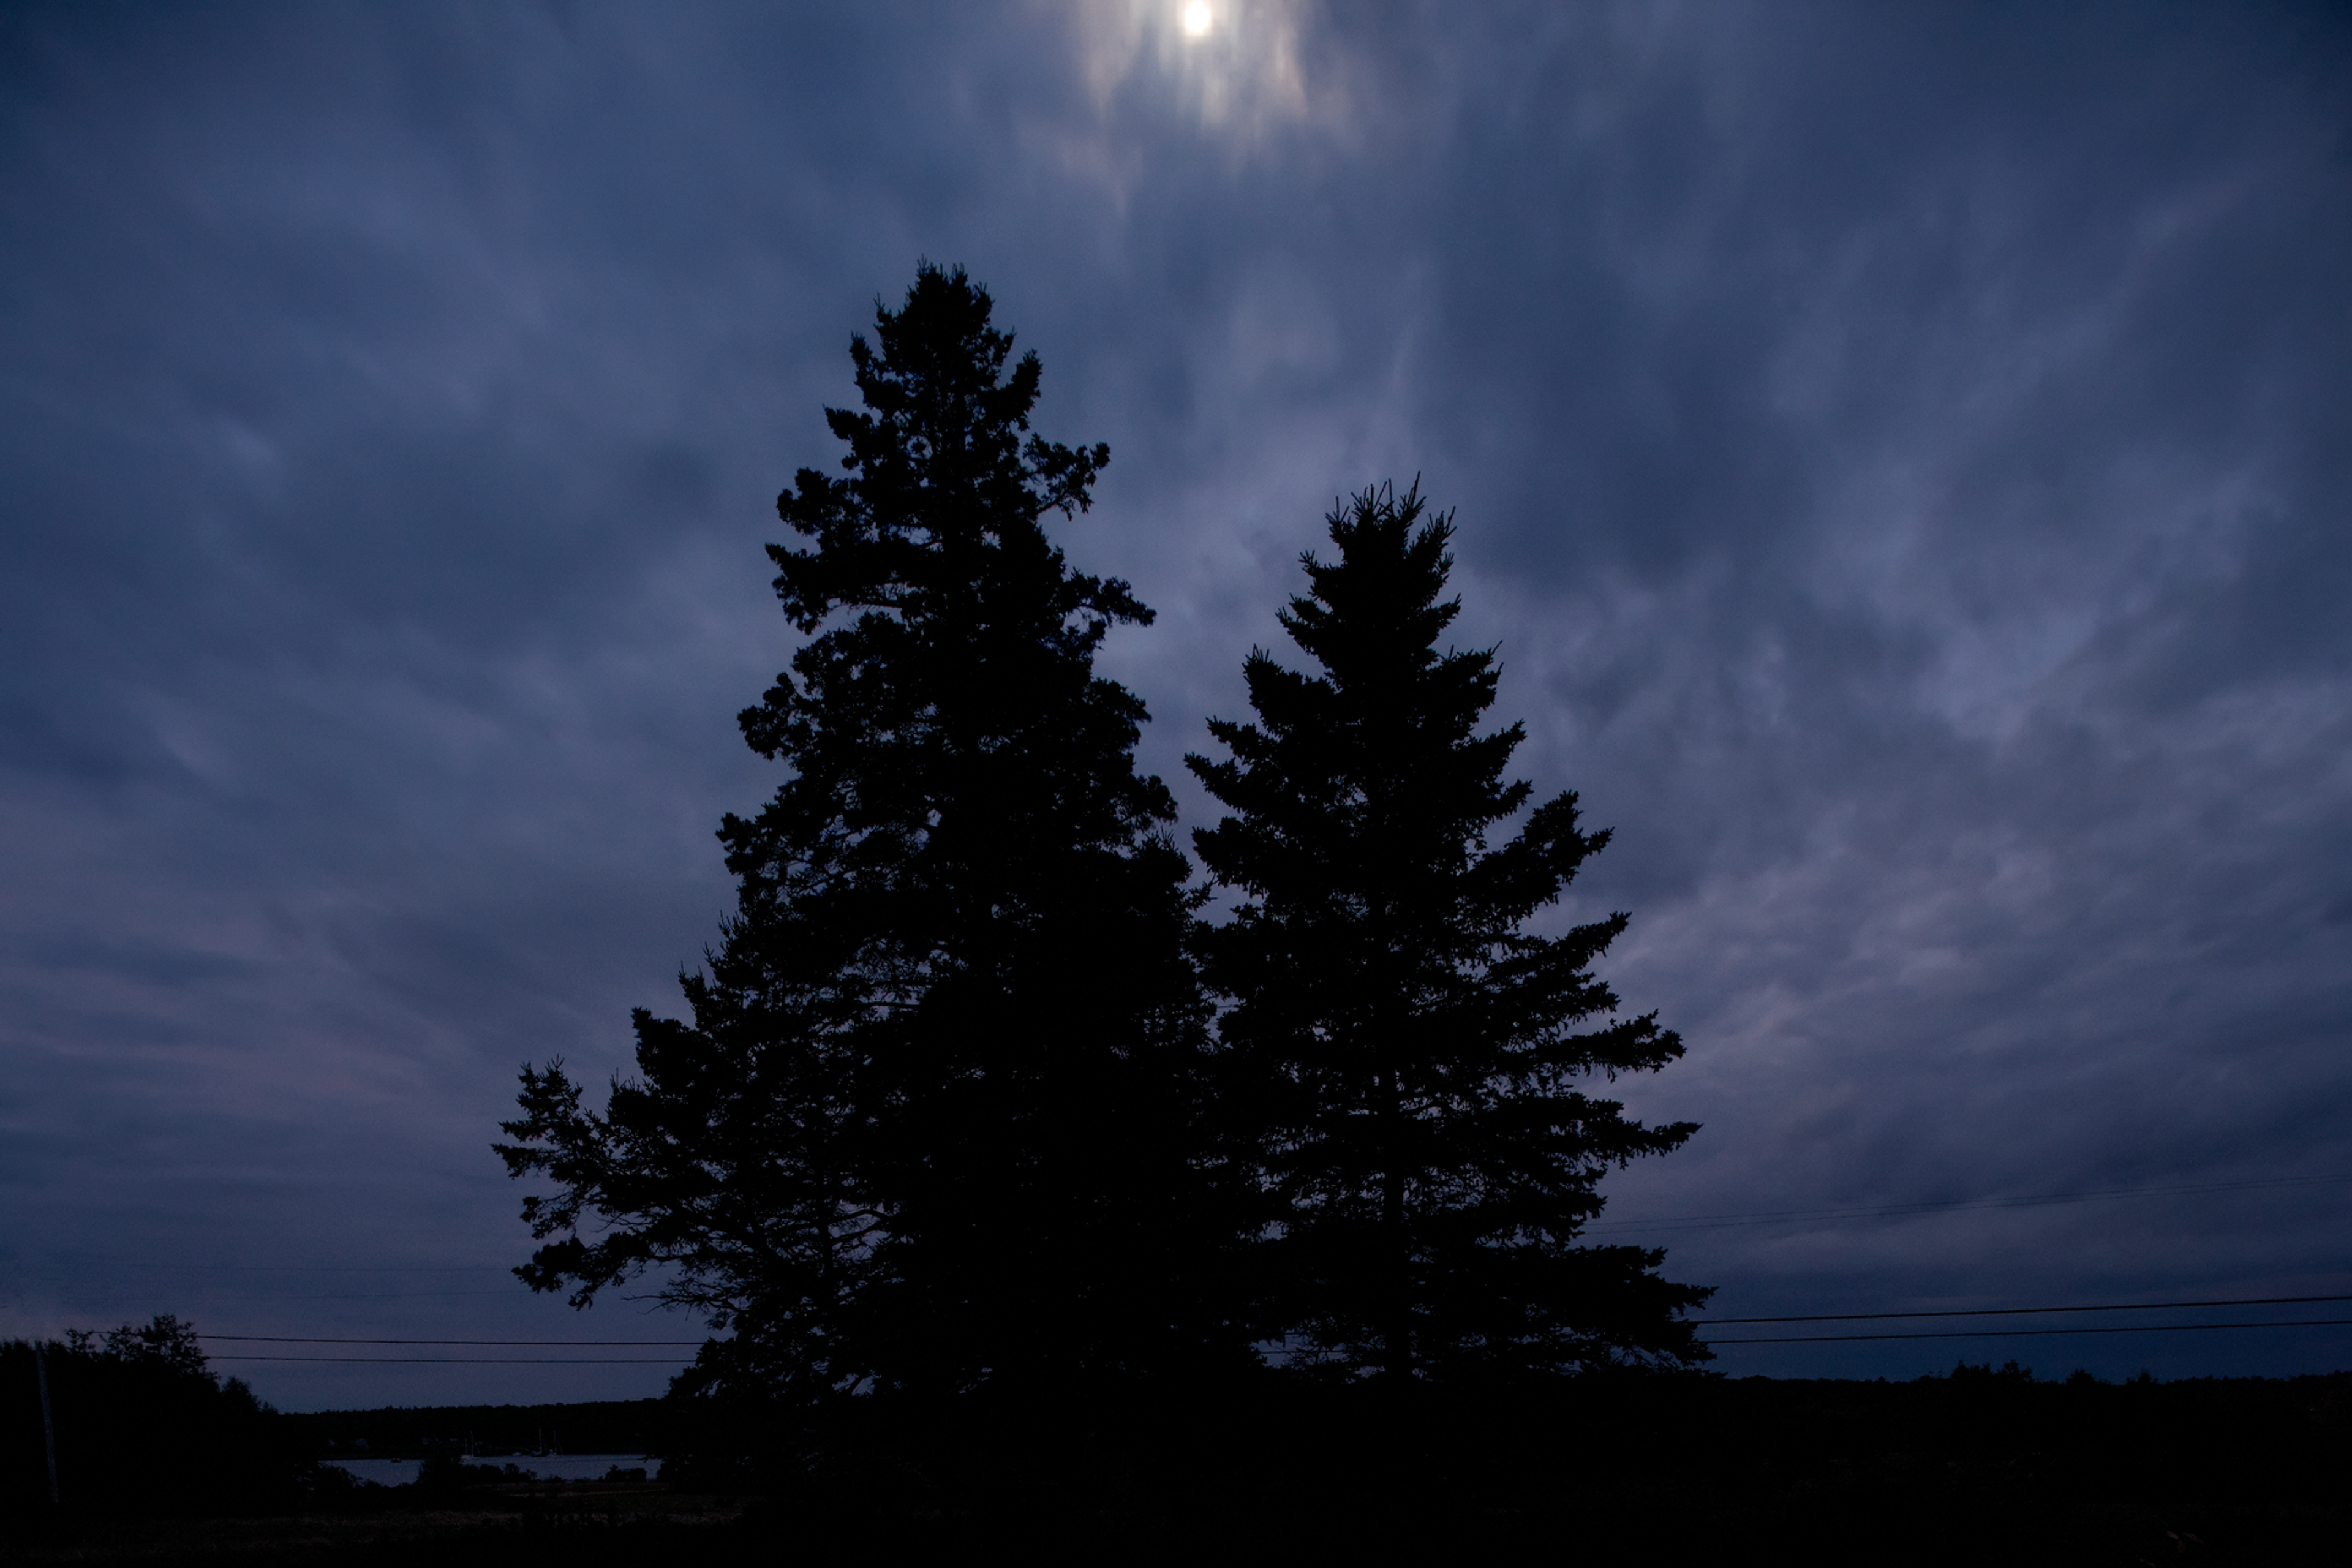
[{"x1": 32, "y1": 1341, "x2": 59, "y2": 1509}]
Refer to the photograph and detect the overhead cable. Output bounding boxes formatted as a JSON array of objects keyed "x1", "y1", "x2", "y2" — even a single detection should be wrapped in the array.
[
  {"x1": 203, "y1": 1335, "x2": 704, "y2": 1346},
  {"x1": 207, "y1": 1355, "x2": 697, "y2": 1365},
  {"x1": 1698, "y1": 1292, "x2": 2352, "y2": 1325},
  {"x1": 1707, "y1": 1317, "x2": 2352, "y2": 1345}
]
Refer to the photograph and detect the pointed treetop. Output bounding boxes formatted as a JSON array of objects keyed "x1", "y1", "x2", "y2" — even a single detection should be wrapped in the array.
[
  {"x1": 1281, "y1": 478, "x2": 1467, "y2": 694},
  {"x1": 765, "y1": 262, "x2": 1117, "y2": 641},
  {"x1": 837, "y1": 262, "x2": 1037, "y2": 481}
]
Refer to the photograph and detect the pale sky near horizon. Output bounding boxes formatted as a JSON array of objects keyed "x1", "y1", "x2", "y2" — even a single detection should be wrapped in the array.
[{"x1": 4, "y1": 1, "x2": 2350, "y2": 1409}]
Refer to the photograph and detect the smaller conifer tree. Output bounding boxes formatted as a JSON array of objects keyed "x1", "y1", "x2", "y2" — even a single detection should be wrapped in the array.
[{"x1": 1188, "y1": 481, "x2": 1709, "y2": 1380}]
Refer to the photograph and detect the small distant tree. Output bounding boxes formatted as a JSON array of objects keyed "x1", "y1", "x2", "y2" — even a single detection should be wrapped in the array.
[
  {"x1": 500, "y1": 265, "x2": 1242, "y2": 1404},
  {"x1": 69, "y1": 1313, "x2": 209, "y2": 1376},
  {"x1": 1188, "y1": 481, "x2": 1709, "y2": 1381}
]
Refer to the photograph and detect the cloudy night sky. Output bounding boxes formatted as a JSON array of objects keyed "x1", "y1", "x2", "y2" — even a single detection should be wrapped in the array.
[{"x1": 4, "y1": 2, "x2": 2349, "y2": 1410}]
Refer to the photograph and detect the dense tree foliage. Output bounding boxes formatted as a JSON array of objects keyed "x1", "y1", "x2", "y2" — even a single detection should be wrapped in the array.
[
  {"x1": 499, "y1": 265, "x2": 1240, "y2": 1401},
  {"x1": 1188, "y1": 482, "x2": 1709, "y2": 1379},
  {"x1": 1, "y1": 1316, "x2": 305, "y2": 1523},
  {"x1": 502, "y1": 272, "x2": 1704, "y2": 1412}
]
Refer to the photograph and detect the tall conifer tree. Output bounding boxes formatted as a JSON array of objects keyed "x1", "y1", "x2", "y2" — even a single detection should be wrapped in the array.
[
  {"x1": 1189, "y1": 482, "x2": 1709, "y2": 1380},
  {"x1": 499, "y1": 265, "x2": 1231, "y2": 1400}
]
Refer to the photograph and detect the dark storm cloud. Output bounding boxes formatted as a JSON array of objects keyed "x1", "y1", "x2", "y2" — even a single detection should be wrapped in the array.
[{"x1": 3, "y1": 1, "x2": 2348, "y2": 1403}]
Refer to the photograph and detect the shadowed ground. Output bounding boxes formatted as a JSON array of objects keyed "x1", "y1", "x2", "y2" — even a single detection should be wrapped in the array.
[{"x1": 5, "y1": 1371, "x2": 2345, "y2": 1563}]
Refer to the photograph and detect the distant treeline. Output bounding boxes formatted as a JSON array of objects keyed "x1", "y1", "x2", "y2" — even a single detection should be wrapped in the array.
[{"x1": 281, "y1": 1399, "x2": 671, "y2": 1460}]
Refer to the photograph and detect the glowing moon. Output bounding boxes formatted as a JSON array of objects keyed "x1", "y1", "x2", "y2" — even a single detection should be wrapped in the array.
[{"x1": 1182, "y1": 2, "x2": 1212, "y2": 37}]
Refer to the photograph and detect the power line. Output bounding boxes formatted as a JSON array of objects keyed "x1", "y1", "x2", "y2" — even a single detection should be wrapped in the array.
[
  {"x1": 197, "y1": 1298, "x2": 2352, "y2": 1352},
  {"x1": 201, "y1": 1321, "x2": 2352, "y2": 1362},
  {"x1": 203, "y1": 1335, "x2": 704, "y2": 1346},
  {"x1": 1707, "y1": 1317, "x2": 2352, "y2": 1345},
  {"x1": 1585, "y1": 1172, "x2": 2352, "y2": 1235},
  {"x1": 1698, "y1": 1292, "x2": 2352, "y2": 1325},
  {"x1": 208, "y1": 1355, "x2": 696, "y2": 1365},
  {"x1": 23, "y1": 1257, "x2": 513, "y2": 1274}
]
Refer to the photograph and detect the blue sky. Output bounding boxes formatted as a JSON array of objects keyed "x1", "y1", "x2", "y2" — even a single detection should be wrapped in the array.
[{"x1": 4, "y1": 1, "x2": 2349, "y2": 1409}]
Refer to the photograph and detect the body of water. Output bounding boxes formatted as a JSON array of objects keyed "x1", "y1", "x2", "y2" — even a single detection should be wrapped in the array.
[{"x1": 322, "y1": 1453, "x2": 662, "y2": 1487}]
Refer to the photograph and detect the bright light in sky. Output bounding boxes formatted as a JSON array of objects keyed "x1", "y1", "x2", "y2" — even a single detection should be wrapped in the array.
[{"x1": 1182, "y1": 2, "x2": 1212, "y2": 37}]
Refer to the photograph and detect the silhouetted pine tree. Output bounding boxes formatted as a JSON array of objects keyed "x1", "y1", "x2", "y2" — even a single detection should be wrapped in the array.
[
  {"x1": 1188, "y1": 481, "x2": 1709, "y2": 1381},
  {"x1": 500, "y1": 265, "x2": 1238, "y2": 1402}
]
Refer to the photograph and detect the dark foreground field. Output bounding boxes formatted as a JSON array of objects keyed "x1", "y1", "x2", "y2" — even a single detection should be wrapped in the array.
[{"x1": 6, "y1": 1369, "x2": 2348, "y2": 1564}]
